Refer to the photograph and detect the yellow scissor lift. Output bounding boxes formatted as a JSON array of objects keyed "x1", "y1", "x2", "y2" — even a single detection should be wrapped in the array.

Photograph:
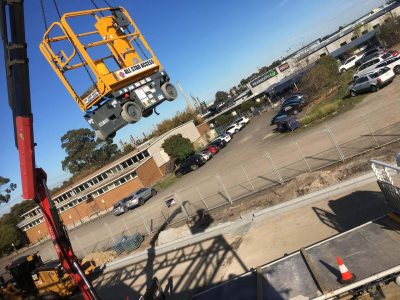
[{"x1": 40, "y1": 6, "x2": 178, "y2": 139}]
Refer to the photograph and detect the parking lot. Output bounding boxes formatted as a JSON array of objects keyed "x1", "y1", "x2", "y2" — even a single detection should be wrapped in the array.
[{"x1": 2, "y1": 76, "x2": 400, "y2": 267}]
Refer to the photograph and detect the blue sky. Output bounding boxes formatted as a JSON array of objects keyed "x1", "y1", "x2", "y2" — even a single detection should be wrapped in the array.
[{"x1": 0, "y1": 0, "x2": 386, "y2": 213}]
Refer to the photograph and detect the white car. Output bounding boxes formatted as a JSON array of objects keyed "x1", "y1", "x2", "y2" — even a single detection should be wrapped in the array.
[
  {"x1": 234, "y1": 116, "x2": 250, "y2": 127},
  {"x1": 375, "y1": 55, "x2": 400, "y2": 74},
  {"x1": 224, "y1": 123, "x2": 241, "y2": 135},
  {"x1": 353, "y1": 57, "x2": 385, "y2": 81},
  {"x1": 339, "y1": 55, "x2": 361, "y2": 73},
  {"x1": 198, "y1": 150, "x2": 212, "y2": 161},
  {"x1": 214, "y1": 133, "x2": 232, "y2": 143}
]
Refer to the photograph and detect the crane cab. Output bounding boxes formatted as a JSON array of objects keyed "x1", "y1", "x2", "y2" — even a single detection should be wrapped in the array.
[{"x1": 40, "y1": 7, "x2": 178, "y2": 139}]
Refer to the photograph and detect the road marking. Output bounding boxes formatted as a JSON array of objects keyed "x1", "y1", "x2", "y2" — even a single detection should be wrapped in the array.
[{"x1": 263, "y1": 133, "x2": 275, "y2": 140}]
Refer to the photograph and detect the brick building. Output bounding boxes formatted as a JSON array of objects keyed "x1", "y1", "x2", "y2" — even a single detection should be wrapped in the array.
[{"x1": 18, "y1": 121, "x2": 207, "y2": 244}]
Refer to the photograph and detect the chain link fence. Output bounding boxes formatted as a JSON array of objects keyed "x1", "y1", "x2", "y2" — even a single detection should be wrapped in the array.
[{"x1": 6, "y1": 101, "x2": 400, "y2": 262}]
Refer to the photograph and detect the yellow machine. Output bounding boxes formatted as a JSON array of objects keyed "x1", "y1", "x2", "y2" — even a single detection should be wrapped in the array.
[
  {"x1": 0, "y1": 254, "x2": 96, "y2": 299},
  {"x1": 40, "y1": 7, "x2": 178, "y2": 139}
]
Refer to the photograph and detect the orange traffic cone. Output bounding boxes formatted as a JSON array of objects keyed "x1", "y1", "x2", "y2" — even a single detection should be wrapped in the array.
[{"x1": 336, "y1": 256, "x2": 355, "y2": 284}]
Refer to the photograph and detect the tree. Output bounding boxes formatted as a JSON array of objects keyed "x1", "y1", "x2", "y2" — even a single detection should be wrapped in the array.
[
  {"x1": 215, "y1": 114, "x2": 234, "y2": 127},
  {"x1": 161, "y1": 134, "x2": 194, "y2": 162},
  {"x1": 353, "y1": 23, "x2": 362, "y2": 38},
  {"x1": 0, "y1": 176, "x2": 16, "y2": 204},
  {"x1": 215, "y1": 91, "x2": 229, "y2": 105},
  {"x1": 240, "y1": 101, "x2": 254, "y2": 113},
  {"x1": 0, "y1": 200, "x2": 35, "y2": 255},
  {"x1": 61, "y1": 128, "x2": 119, "y2": 175},
  {"x1": 377, "y1": 16, "x2": 400, "y2": 47},
  {"x1": 299, "y1": 56, "x2": 339, "y2": 99}
]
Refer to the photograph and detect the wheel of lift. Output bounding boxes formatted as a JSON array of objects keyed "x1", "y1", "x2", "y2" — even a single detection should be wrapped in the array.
[
  {"x1": 121, "y1": 101, "x2": 142, "y2": 123},
  {"x1": 161, "y1": 82, "x2": 178, "y2": 101}
]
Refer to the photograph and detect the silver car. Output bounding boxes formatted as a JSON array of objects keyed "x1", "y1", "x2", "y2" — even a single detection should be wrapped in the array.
[
  {"x1": 125, "y1": 187, "x2": 157, "y2": 209},
  {"x1": 349, "y1": 67, "x2": 395, "y2": 97},
  {"x1": 113, "y1": 200, "x2": 128, "y2": 216}
]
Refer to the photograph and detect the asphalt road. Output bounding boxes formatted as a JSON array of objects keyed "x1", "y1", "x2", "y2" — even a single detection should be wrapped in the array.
[{"x1": 2, "y1": 77, "x2": 400, "y2": 269}]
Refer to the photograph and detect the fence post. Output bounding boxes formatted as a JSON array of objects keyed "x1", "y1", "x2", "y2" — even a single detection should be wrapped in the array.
[
  {"x1": 104, "y1": 222, "x2": 115, "y2": 244},
  {"x1": 324, "y1": 126, "x2": 345, "y2": 161},
  {"x1": 122, "y1": 216, "x2": 132, "y2": 236},
  {"x1": 296, "y1": 142, "x2": 312, "y2": 172},
  {"x1": 265, "y1": 152, "x2": 284, "y2": 184},
  {"x1": 74, "y1": 236, "x2": 86, "y2": 257},
  {"x1": 161, "y1": 210, "x2": 170, "y2": 224},
  {"x1": 241, "y1": 165, "x2": 255, "y2": 192},
  {"x1": 90, "y1": 232, "x2": 97, "y2": 252},
  {"x1": 174, "y1": 192, "x2": 191, "y2": 221},
  {"x1": 136, "y1": 211, "x2": 151, "y2": 235},
  {"x1": 215, "y1": 174, "x2": 233, "y2": 204},
  {"x1": 362, "y1": 115, "x2": 379, "y2": 147},
  {"x1": 196, "y1": 186, "x2": 210, "y2": 210}
]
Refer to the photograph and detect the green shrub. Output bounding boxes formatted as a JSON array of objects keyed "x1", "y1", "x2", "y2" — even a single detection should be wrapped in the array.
[
  {"x1": 215, "y1": 114, "x2": 234, "y2": 127},
  {"x1": 161, "y1": 134, "x2": 194, "y2": 162}
]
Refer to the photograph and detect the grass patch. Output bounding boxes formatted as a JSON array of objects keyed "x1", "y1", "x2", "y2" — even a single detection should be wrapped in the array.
[
  {"x1": 300, "y1": 70, "x2": 365, "y2": 127},
  {"x1": 153, "y1": 173, "x2": 178, "y2": 192}
]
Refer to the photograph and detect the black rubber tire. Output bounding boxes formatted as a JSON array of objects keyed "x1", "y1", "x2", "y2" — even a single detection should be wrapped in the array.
[
  {"x1": 121, "y1": 101, "x2": 142, "y2": 123},
  {"x1": 190, "y1": 164, "x2": 199, "y2": 171},
  {"x1": 139, "y1": 198, "x2": 144, "y2": 205},
  {"x1": 350, "y1": 90, "x2": 357, "y2": 97},
  {"x1": 161, "y1": 83, "x2": 178, "y2": 101},
  {"x1": 370, "y1": 85, "x2": 378, "y2": 92},
  {"x1": 394, "y1": 65, "x2": 400, "y2": 75},
  {"x1": 143, "y1": 109, "x2": 153, "y2": 118},
  {"x1": 340, "y1": 68, "x2": 346, "y2": 73},
  {"x1": 151, "y1": 189, "x2": 157, "y2": 196},
  {"x1": 353, "y1": 76, "x2": 358, "y2": 82},
  {"x1": 175, "y1": 172, "x2": 183, "y2": 178}
]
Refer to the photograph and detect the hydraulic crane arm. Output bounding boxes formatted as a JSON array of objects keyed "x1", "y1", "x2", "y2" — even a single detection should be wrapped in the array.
[{"x1": 0, "y1": 1, "x2": 99, "y2": 299}]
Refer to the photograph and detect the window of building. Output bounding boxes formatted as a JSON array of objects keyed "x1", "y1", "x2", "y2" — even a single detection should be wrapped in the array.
[
  {"x1": 127, "y1": 159, "x2": 134, "y2": 166},
  {"x1": 114, "y1": 180, "x2": 121, "y2": 187},
  {"x1": 121, "y1": 161, "x2": 128, "y2": 169},
  {"x1": 103, "y1": 186, "x2": 109, "y2": 192},
  {"x1": 362, "y1": 30, "x2": 368, "y2": 34},
  {"x1": 143, "y1": 150, "x2": 150, "y2": 157},
  {"x1": 120, "y1": 177, "x2": 126, "y2": 184},
  {"x1": 320, "y1": 53, "x2": 327, "y2": 58},
  {"x1": 340, "y1": 41, "x2": 347, "y2": 47},
  {"x1": 133, "y1": 156, "x2": 139, "y2": 163},
  {"x1": 351, "y1": 36, "x2": 358, "y2": 41},
  {"x1": 373, "y1": 24, "x2": 380, "y2": 29}
]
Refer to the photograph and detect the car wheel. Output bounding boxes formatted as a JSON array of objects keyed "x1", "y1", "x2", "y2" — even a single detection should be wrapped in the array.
[
  {"x1": 139, "y1": 198, "x2": 144, "y2": 205},
  {"x1": 340, "y1": 68, "x2": 346, "y2": 73},
  {"x1": 350, "y1": 90, "x2": 357, "y2": 97},
  {"x1": 191, "y1": 164, "x2": 199, "y2": 171},
  {"x1": 161, "y1": 83, "x2": 178, "y2": 101},
  {"x1": 353, "y1": 76, "x2": 358, "y2": 82},
  {"x1": 370, "y1": 85, "x2": 378, "y2": 92},
  {"x1": 151, "y1": 189, "x2": 157, "y2": 196},
  {"x1": 175, "y1": 172, "x2": 183, "y2": 178},
  {"x1": 394, "y1": 65, "x2": 400, "y2": 75},
  {"x1": 121, "y1": 101, "x2": 142, "y2": 123}
]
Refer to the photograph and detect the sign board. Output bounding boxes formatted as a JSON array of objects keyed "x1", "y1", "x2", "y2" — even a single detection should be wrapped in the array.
[
  {"x1": 249, "y1": 69, "x2": 278, "y2": 88},
  {"x1": 278, "y1": 62, "x2": 290, "y2": 72},
  {"x1": 114, "y1": 59, "x2": 156, "y2": 80}
]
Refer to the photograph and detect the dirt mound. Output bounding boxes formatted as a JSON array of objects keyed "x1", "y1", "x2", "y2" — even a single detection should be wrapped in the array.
[{"x1": 83, "y1": 250, "x2": 115, "y2": 266}]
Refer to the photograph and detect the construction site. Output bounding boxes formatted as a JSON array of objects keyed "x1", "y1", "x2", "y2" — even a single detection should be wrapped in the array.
[{"x1": 1, "y1": 0, "x2": 400, "y2": 299}]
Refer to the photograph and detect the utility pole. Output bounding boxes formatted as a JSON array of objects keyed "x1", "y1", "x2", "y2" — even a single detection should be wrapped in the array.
[{"x1": 177, "y1": 81, "x2": 194, "y2": 112}]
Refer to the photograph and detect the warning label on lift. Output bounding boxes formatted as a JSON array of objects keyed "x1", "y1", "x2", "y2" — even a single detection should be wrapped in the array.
[{"x1": 115, "y1": 59, "x2": 156, "y2": 80}]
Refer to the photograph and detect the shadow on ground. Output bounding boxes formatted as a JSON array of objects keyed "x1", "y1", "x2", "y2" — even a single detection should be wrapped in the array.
[{"x1": 312, "y1": 190, "x2": 390, "y2": 232}]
